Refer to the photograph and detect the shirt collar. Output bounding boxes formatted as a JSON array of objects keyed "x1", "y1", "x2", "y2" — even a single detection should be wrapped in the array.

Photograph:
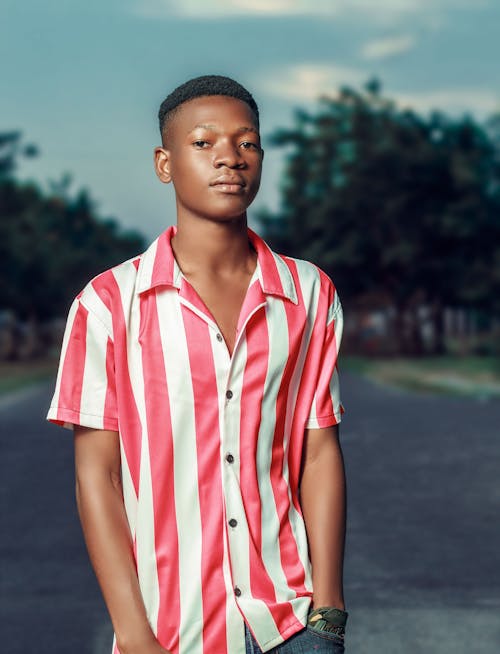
[{"x1": 136, "y1": 225, "x2": 298, "y2": 304}]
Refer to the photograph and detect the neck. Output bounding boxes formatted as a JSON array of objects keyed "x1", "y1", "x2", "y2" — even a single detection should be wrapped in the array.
[{"x1": 171, "y1": 214, "x2": 255, "y2": 276}]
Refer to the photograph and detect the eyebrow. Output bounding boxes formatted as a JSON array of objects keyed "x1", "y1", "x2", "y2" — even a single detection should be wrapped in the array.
[{"x1": 189, "y1": 124, "x2": 259, "y2": 135}]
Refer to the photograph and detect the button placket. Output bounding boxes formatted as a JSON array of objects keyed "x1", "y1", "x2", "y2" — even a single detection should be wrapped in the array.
[{"x1": 219, "y1": 349, "x2": 248, "y2": 603}]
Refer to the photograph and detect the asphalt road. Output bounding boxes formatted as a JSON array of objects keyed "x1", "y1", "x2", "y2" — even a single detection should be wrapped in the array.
[
  {"x1": 340, "y1": 373, "x2": 500, "y2": 653},
  {"x1": 1, "y1": 373, "x2": 499, "y2": 653}
]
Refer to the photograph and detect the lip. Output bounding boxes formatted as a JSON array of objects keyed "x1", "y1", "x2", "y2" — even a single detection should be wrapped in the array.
[
  {"x1": 211, "y1": 184, "x2": 246, "y2": 194},
  {"x1": 210, "y1": 175, "x2": 246, "y2": 189}
]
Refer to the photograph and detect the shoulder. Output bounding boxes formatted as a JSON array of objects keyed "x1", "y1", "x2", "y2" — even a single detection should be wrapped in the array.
[
  {"x1": 279, "y1": 253, "x2": 340, "y2": 306},
  {"x1": 76, "y1": 253, "x2": 143, "y2": 333},
  {"x1": 272, "y1": 251, "x2": 342, "y2": 327}
]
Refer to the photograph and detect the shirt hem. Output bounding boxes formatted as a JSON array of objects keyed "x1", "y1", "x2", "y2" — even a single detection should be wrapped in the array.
[
  {"x1": 46, "y1": 406, "x2": 119, "y2": 432},
  {"x1": 305, "y1": 409, "x2": 344, "y2": 429},
  {"x1": 257, "y1": 610, "x2": 310, "y2": 652}
]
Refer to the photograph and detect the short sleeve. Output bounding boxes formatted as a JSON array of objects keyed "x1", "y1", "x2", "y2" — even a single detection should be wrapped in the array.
[
  {"x1": 305, "y1": 292, "x2": 345, "y2": 429},
  {"x1": 46, "y1": 296, "x2": 118, "y2": 431}
]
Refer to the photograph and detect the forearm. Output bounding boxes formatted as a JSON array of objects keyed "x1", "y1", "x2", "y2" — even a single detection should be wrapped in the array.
[
  {"x1": 76, "y1": 474, "x2": 161, "y2": 652},
  {"x1": 300, "y1": 426, "x2": 346, "y2": 609},
  {"x1": 74, "y1": 426, "x2": 168, "y2": 654}
]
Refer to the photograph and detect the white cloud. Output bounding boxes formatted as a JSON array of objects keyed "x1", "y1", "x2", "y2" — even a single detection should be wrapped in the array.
[
  {"x1": 131, "y1": 0, "x2": 490, "y2": 20},
  {"x1": 255, "y1": 64, "x2": 500, "y2": 119},
  {"x1": 393, "y1": 88, "x2": 500, "y2": 119},
  {"x1": 256, "y1": 63, "x2": 367, "y2": 102},
  {"x1": 335, "y1": 0, "x2": 491, "y2": 13},
  {"x1": 131, "y1": 0, "x2": 337, "y2": 19},
  {"x1": 361, "y1": 35, "x2": 416, "y2": 60}
]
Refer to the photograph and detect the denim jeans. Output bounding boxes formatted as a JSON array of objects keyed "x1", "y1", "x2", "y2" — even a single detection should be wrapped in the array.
[{"x1": 244, "y1": 624, "x2": 345, "y2": 653}]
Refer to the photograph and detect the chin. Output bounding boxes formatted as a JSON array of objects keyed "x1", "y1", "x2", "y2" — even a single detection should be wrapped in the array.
[
  {"x1": 204, "y1": 202, "x2": 251, "y2": 222},
  {"x1": 209, "y1": 213, "x2": 247, "y2": 224}
]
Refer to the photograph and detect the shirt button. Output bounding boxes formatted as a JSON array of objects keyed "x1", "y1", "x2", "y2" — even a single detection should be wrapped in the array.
[
  {"x1": 228, "y1": 518, "x2": 238, "y2": 528},
  {"x1": 234, "y1": 586, "x2": 242, "y2": 597},
  {"x1": 226, "y1": 453, "x2": 235, "y2": 464},
  {"x1": 226, "y1": 390, "x2": 233, "y2": 400},
  {"x1": 216, "y1": 333, "x2": 223, "y2": 342}
]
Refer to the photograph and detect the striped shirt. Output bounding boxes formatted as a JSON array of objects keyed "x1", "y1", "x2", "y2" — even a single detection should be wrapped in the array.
[{"x1": 47, "y1": 226, "x2": 344, "y2": 654}]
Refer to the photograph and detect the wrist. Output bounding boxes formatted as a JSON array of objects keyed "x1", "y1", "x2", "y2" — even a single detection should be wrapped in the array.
[
  {"x1": 309, "y1": 606, "x2": 348, "y2": 623},
  {"x1": 312, "y1": 595, "x2": 345, "y2": 611},
  {"x1": 307, "y1": 605, "x2": 348, "y2": 639},
  {"x1": 116, "y1": 630, "x2": 158, "y2": 654}
]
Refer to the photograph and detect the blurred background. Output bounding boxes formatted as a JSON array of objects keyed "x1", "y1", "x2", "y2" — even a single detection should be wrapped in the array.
[{"x1": 1, "y1": 2, "x2": 499, "y2": 653}]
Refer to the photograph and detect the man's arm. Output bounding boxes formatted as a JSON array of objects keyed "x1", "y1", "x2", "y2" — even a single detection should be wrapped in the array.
[
  {"x1": 74, "y1": 426, "x2": 170, "y2": 654},
  {"x1": 300, "y1": 424, "x2": 346, "y2": 610}
]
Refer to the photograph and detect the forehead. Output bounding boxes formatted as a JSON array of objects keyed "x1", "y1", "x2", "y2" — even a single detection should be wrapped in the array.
[{"x1": 169, "y1": 95, "x2": 259, "y2": 137}]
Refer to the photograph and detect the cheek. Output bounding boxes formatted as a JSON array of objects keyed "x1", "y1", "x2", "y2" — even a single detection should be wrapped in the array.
[
  {"x1": 178, "y1": 154, "x2": 210, "y2": 186},
  {"x1": 170, "y1": 158, "x2": 201, "y2": 192}
]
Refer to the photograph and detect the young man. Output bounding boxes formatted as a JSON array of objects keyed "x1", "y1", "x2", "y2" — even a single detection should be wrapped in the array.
[{"x1": 47, "y1": 75, "x2": 347, "y2": 654}]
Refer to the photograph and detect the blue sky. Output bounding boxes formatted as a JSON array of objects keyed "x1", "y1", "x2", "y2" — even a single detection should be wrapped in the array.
[{"x1": 2, "y1": 0, "x2": 499, "y2": 241}]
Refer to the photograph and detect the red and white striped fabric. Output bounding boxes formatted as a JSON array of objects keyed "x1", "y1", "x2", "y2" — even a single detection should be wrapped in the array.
[{"x1": 47, "y1": 226, "x2": 344, "y2": 654}]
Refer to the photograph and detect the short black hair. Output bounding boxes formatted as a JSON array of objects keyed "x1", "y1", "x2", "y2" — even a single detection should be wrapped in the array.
[{"x1": 158, "y1": 75, "x2": 260, "y2": 142}]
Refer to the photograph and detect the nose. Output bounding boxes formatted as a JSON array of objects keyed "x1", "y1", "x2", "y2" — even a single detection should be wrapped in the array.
[{"x1": 213, "y1": 140, "x2": 244, "y2": 168}]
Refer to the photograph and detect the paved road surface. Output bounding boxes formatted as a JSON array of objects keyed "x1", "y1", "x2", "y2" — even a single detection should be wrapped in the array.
[
  {"x1": 340, "y1": 373, "x2": 500, "y2": 653},
  {"x1": 1, "y1": 374, "x2": 499, "y2": 653}
]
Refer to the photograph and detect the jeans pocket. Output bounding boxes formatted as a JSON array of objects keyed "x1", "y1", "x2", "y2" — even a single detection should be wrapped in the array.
[
  {"x1": 305, "y1": 625, "x2": 345, "y2": 652},
  {"x1": 306, "y1": 625, "x2": 344, "y2": 645}
]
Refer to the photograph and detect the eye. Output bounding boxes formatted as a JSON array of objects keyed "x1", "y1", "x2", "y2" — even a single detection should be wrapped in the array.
[
  {"x1": 193, "y1": 140, "x2": 210, "y2": 148},
  {"x1": 240, "y1": 141, "x2": 260, "y2": 151}
]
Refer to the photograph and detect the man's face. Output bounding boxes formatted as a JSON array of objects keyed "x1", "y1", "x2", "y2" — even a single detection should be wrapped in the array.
[{"x1": 154, "y1": 95, "x2": 263, "y2": 223}]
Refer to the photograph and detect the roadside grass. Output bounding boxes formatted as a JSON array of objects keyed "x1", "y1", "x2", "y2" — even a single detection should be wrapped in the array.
[
  {"x1": 0, "y1": 358, "x2": 57, "y2": 396},
  {"x1": 341, "y1": 355, "x2": 500, "y2": 399}
]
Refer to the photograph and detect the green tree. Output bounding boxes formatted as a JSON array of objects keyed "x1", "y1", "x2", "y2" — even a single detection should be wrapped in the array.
[
  {"x1": 0, "y1": 131, "x2": 145, "y2": 323},
  {"x1": 0, "y1": 131, "x2": 37, "y2": 179},
  {"x1": 260, "y1": 80, "x2": 500, "y2": 354}
]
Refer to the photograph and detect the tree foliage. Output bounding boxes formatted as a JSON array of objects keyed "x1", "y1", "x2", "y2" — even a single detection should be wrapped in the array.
[
  {"x1": 0, "y1": 132, "x2": 145, "y2": 321},
  {"x1": 259, "y1": 80, "x2": 500, "y2": 353}
]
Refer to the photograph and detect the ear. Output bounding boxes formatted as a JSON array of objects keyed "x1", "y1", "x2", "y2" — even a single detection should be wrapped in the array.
[{"x1": 154, "y1": 146, "x2": 172, "y2": 184}]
